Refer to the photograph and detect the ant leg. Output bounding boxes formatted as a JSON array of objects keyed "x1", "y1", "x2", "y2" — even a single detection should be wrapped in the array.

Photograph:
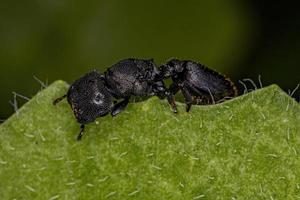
[
  {"x1": 53, "y1": 94, "x2": 67, "y2": 105},
  {"x1": 165, "y1": 90, "x2": 178, "y2": 113},
  {"x1": 111, "y1": 98, "x2": 129, "y2": 117},
  {"x1": 167, "y1": 82, "x2": 179, "y2": 113},
  {"x1": 168, "y1": 83, "x2": 181, "y2": 113},
  {"x1": 153, "y1": 81, "x2": 178, "y2": 113},
  {"x1": 181, "y1": 87, "x2": 193, "y2": 112},
  {"x1": 169, "y1": 82, "x2": 180, "y2": 95},
  {"x1": 184, "y1": 84, "x2": 212, "y2": 105},
  {"x1": 77, "y1": 124, "x2": 85, "y2": 141}
]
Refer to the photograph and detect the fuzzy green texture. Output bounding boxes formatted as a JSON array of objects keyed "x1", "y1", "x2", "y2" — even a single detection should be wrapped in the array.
[{"x1": 0, "y1": 81, "x2": 300, "y2": 200}]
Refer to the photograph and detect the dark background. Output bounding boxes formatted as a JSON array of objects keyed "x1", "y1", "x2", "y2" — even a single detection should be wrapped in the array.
[{"x1": 0, "y1": 0, "x2": 299, "y2": 119}]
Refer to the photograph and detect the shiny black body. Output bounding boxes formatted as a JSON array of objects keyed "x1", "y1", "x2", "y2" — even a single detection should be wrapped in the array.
[
  {"x1": 104, "y1": 59, "x2": 175, "y2": 103},
  {"x1": 53, "y1": 58, "x2": 176, "y2": 140},
  {"x1": 159, "y1": 59, "x2": 237, "y2": 112}
]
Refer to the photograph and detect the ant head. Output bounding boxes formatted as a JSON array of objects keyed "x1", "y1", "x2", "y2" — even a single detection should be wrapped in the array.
[
  {"x1": 160, "y1": 58, "x2": 184, "y2": 78},
  {"x1": 67, "y1": 71, "x2": 112, "y2": 124}
]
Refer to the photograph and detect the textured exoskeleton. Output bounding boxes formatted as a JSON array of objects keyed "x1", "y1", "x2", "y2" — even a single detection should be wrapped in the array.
[
  {"x1": 53, "y1": 58, "x2": 177, "y2": 140},
  {"x1": 159, "y1": 59, "x2": 238, "y2": 112}
]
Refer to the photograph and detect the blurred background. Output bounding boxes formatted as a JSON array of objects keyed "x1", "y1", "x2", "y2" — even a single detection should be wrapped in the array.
[{"x1": 0, "y1": 0, "x2": 299, "y2": 119}]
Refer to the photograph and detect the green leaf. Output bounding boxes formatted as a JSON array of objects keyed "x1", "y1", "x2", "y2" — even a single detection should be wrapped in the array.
[{"x1": 1, "y1": 80, "x2": 300, "y2": 199}]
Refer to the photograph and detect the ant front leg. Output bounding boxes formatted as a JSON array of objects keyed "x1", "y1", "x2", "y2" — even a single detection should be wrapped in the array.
[
  {"x1": 111, "y1": 98, "x2": 130, "y2": 117},
  {"x1": 77, "y1": 124, "x2": 85, "y2": 140}
]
